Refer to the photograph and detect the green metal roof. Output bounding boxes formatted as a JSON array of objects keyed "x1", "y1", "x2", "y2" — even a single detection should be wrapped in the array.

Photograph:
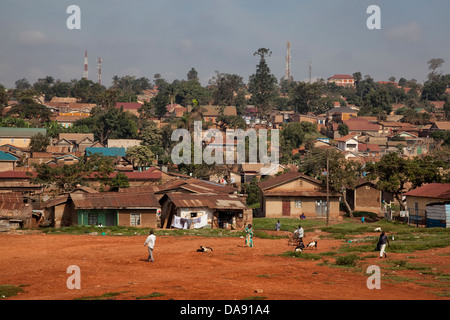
[{"x1": 0, "y1": 127, "x2": 47, "y2": 138}]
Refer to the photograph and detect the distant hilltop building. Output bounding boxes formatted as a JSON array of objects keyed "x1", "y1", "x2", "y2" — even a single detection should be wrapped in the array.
[{"x1": 327, "y1": 74, "x2": 355, "y2": 87}]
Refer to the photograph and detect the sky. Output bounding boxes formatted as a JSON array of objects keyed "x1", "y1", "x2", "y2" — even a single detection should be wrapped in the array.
[{"x1": 0, "y1": 0, "x2": 449, "y2": 89}]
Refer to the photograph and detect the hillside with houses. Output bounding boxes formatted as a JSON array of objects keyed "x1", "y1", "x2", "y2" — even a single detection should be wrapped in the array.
[{"x1": 1, "y1": 58, "x2": 450, "y2": 231}]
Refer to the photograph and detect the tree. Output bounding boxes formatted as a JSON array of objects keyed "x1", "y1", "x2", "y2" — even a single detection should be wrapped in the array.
[
  {"x1": 7, "y1": 89, "x2": 51, "y2": 122},
  {"x1": 427, "y1": 58, "x2": 445, "y2": 82},
  {"x1": 248, "y1": 48, "x2": 278, "y2": 123},
  {"x1": 71, "y1": 78, "x2": 104, "y2": 103},
  {"x1": 209, "y1": 71, "x2": 246, "y2": 106},
  {"x1": 241, "y1": 177, "x2": 261, "y2": 206},
  {"x1": 337, "y1": 124, "x2": 349, "y2": 137},
  {"x1": 31, "y1": 154, "x2": 117, "y2": 193},
  {"x1": 29, "y1": 133, "x2": 50, "y2": 152},
  {"x1": 15, "y1": 78, "x2": 31, "y2": 91},
  {"x1": 187, "y1": 68, "x2": 199, "y2": 82},
  {"x1": 289, "y1": 81, "x2": 324, "y2": 114},
  {"x1": 0, "y1": 84, "x2": 8, "y2": 114},
  {"x1": 126, "y1": 145, "x2": 155, "y2": 168},
  {"x1": 74, "y1": 106, "x2": 138, "y2": 145},
  {"x1": 109, "y1": 172, "x2": 130, "y2": 191}
]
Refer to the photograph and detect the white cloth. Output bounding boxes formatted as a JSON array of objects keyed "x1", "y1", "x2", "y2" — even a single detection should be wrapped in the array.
[
  {"x1": 194, "y1": 214, "x2": 208, "y2": 229},
  {"x1": 171, "y1": 216, "x2": 184, "y2": 229},
  {"x1": 144, "y1": 234, "x2": 156, "y2": 249}
]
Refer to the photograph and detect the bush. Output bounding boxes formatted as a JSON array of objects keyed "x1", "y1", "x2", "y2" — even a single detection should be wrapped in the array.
[{"x1": 334, "y1": 254, "x2": 360, "y2": 267}]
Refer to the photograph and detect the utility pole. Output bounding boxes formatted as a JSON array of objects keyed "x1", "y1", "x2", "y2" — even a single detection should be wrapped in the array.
[{"x1": 326, "y1": 152, "x2": 330, "y2": 227}]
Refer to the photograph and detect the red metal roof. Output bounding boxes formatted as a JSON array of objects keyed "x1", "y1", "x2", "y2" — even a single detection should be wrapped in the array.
[
  {"x1": 404, "y1": 183, "x2": 450, "y2": 199},
  {"x1": 0, "y1": 171, "x2": 37, "y2": 178}
]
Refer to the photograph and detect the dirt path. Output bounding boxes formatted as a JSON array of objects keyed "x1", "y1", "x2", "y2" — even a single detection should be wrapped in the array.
[{"x1": 0, "y1": 232, "x2": 448, "y2": 300}]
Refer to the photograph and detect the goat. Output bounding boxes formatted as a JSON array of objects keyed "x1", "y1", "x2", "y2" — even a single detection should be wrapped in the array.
[
  {"x1": 305, "y1": 241, "x2": 318, "y2": 250},
  {"x1": 374, "y1": 227, "x2": 382, "y2": 232}
]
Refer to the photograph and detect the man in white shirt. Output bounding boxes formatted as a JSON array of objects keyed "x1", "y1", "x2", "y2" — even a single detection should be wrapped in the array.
[
  {"x1": 144, "y1": 230, "x2": 156, "y2": 262},
  {"x1": 294, "y1": 225, "x2": 304, "y2": 243}
]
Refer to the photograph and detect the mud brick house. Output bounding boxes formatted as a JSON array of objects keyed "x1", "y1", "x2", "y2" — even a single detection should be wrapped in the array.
[
  {"x1": 43, "y1": 191, "x2": 160, "y2": 228},
  {"x1": 258, "y1": 171, "x2": 341, "y2": 219},
  {"x1": 404, "y1": 183, "x2": 450, "y2": 224},
  {"x1": 0, "y1": 171, "x2": 40, "y2": 195},
  {"x1": 0, "y1": 127, "x2": 47, "y2": 149},
  {"x1": 0, "y1": 193, "x2": 35, "y2": 230},
  {"x1": 159, "y1": 193, "x2": 251, "y2": 230},
  {"x1": 346, "y1": 179, "x2": 381, "y2": 214}
]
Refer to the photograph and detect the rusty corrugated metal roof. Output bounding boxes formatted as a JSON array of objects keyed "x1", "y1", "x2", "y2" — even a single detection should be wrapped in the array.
[
  {"x1": 70, "y1": 192, "x2": 160, "y2": 209},
  {"x1": 162, "y1": 193, "x2": 247, "y2": 210}
]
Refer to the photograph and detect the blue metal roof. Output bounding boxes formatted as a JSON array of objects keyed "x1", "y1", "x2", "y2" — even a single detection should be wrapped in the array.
[
  {"x1": 85, "y1": 147, "x2": 126, "y2": 157},
  {"x1": 0, "y1": 151, "x2": 18, "y2": 161}
]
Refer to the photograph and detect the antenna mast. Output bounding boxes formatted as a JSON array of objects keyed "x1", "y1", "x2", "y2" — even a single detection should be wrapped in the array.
[
  {"x1": 97, "y1": 57, "x2": 102, "y2": 86},
  {"x1": 284, "y1": 41, "x2": 291, "y2": 81},
  {"x1": 309, "y1": 61, "x2": 312, "y2": 83},
  {"x1": 83, "y1": 50, "x2": 88, "y2": 79}
]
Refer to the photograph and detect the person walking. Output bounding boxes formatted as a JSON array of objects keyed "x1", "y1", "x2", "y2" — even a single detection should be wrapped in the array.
[
  {"x1": 275, "y1": 220, "x2": 281, "y2": 231},
  {"x1": 245, "y1": 224, "x2": 254, "y2": 247},
  {"x1": 378, "y1": 231, "x2": 390, "y2": 258},
  {"x1": 144, "y1": 229, "x2": 156, "y2": 262}
]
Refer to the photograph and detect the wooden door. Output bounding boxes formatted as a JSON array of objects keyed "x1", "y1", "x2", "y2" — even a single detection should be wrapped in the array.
[{"x1": 282, "y1": 200, "x2": 291, "y2": 216}]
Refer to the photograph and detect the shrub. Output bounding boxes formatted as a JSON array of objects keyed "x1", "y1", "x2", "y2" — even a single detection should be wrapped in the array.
[{"x1": 335, "y1": 254, "x2": 360, "y2": 267}]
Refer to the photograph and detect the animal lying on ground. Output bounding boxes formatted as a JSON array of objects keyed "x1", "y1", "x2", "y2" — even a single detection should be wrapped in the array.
[
  {"x1": 294, "y1": 242, "x2": 305, "y2": 252},
  {"x1": 374, "y1": 227, "x2": 382, "y2": 232},
  {"x1": 197, "y1": 246, "x2": 213, "y2": 252}
]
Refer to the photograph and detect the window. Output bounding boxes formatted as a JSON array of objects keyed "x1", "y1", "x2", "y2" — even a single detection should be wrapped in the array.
[
  {"x1": 130, "y1": 213, "x2": 141, "y2": 226},
  {"x1": 190, "y1": 212, "x2": 198, "y2": 218},
  {"x1": 88, "y1": 213, "x2": 98, "y2": 225},
  {"x1": 295, "y1": 200, "x2": 302, "y2": 208}
]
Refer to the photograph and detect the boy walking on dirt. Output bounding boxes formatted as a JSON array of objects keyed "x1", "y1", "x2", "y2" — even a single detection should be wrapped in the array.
[
  {"x1": 378, "y1": 231, "x2": 390, "y2": 258},
  {"x1": 144, "y1": 230, "x2": 156, "y2": 262}
]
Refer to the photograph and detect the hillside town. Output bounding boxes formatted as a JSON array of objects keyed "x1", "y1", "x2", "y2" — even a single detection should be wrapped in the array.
[{"x1": 1, "y1": 56, "x2": 450, "y2": 232}]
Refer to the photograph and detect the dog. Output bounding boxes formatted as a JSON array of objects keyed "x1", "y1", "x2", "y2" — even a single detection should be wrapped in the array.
[
  {"x1": 374, "y1": 227, "x2": 382, "y2": 232},
  {"x1": 197, "y1": 246, "x2": 213, "y2": 252},
  {"x1": 305, "y1": 241, "x2": 318, "y2": 250}
]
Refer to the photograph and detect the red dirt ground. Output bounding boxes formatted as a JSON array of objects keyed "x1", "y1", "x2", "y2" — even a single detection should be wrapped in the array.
[{"x1": 0, "y1": 230, "x2": 449, "y2": 300}]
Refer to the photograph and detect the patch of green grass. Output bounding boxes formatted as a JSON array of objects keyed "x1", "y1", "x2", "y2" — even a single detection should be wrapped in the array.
[
  {"x1": 136, "y1": 292, "x2": 165, "y2": 299},
  {"x1": 334, "y1": 254, "x2": 360, "y2": 267},
  {"x1": 385, "y1": 259, "x2": 432, "y2": 272},
  {"x1": 434, "y1": 290, "x2": 450, "y2": 297},
  {"x1": 242, "y1": 296, "x2": 267, "y2": 300},
  {"x1": 0, "y1": 285, "x2": 26, "y2": 299},
  {"x1": 74, "y1": 291, "x2": 126, "y2": 300},
  {"x1": 280, "y1": 251, "x2": 323, "y2": 260},
  {"x1": 252, "y1": 218, "x2": 325, "y2": 233}
]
